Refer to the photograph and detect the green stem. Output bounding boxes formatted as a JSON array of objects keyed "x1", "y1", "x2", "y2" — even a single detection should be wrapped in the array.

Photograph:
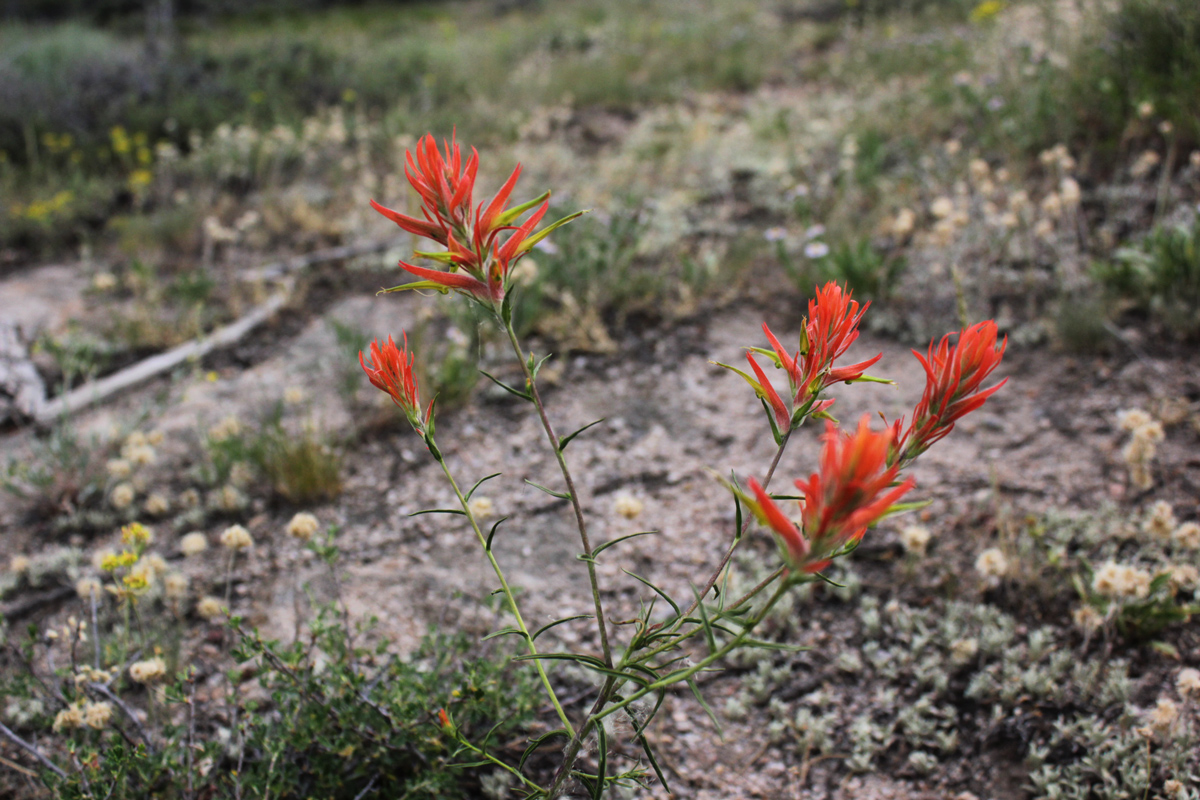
[
  {"x1": 435, "y1": 455, "x2": 574, "y2": 735},
  {"x1": 503, "y1": 321, "x2": 613, "y2": 669},
  {"x1": 451, "y1": 728, "x2": 546, "y2": 794},
  {"x1": 594, "y1": 579, "x2": 793, "y2": 723}
]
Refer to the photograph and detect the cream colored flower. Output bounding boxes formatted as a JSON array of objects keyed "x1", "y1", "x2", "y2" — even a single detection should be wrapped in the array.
[
  {"x1": 178, "y1": 488, "x2": 201, "y2": 509},
  {"x1": 1167, "y1": 564, "x2": 1198, "y2": 592},
  {"x1": 106, "y1": 458, "x2": 133, "y2": 479},
  {"x1": 144, "y1": 492, "x2": 170, "y2": 516},
  {"x1": 900, "y1": 525, "x2": 931, "y2": 556},
  {"x1": 83, "y1": 701, "x2": 113, "y2": 730},
  {"x1": 1176, "y1": 668, "x2": 1200, "y2": 701},
  {"x1": 950, "y1": 637, "x2": 978, "y2": 664},
  {"x1": 129, "y1": 657, "x2": 167, "y2": 684},
  {"x1": 76, "y1": 577, "x2": 103, "y2": 600},
  {"x1": 285, "y1": 512, "x2": 320, "y2": 541},
  {"x1": 123, "y1": 443, "x2": 156, "y2": 467},
  {"x1": 467, "y1": 498, "x2": 495, "y2": 520},
  {"x1": 1130, "y1": 150, "x2": 1161, "y2": 179},
  {"x1": 1040, "y1": 192, "x2": 1063, "y2": 220},
  {"x1": 92, "y1": 272, "x2": 117, "y2": 291},
  {"x1": 1093, "y1": 562, "x2": 1151, "y2": 599},
  {"x1": 220, "y1": 524, "x2": 253, "y2": 551},
  {"x1": 110, "y1": 482, "x2": 136, "y2": 509},
  {"x1": 163, "y1": 572, "x2": 188, "y2": 600},
  {"x1": 968, "y1": 158, "x2": 990, "y2": 183},
  {"x1": 228, "y1": 462, "x2": 254, "y2": 488},
  {"x1": 216, "y1": 484, "x2": 245, "y2": 512},
  {"x1": 197, "y1": 596, "x2": 226, "y2": 619},
  {"x1": 53, "y1": 704, "x2": 85, "y2": 731},
  {"x1": 930, "y1": 197, "x2": 954, "y2": 219},
  {"x1": 1137, "y1": 101, "x2": 1155, "y2": 119},
  {"x1": 283, "y1": 386, "x2": 306, "y2": 405},
  {"x1": 9, "y1": 555, "x2": 30, "y2": 574},
  {"x1": 975, "y1": 548, "x2": 1009, "y2": 579},
  {"x1": 1059, "y1": 178, "x2": 1081, "y2": 208},
  {"x1": 208, "y1": 416, "x2": 242, "y2": 441},
  {"x1": 891, "y1": 208, "x2": 916, "y2": 238},
  {"x1": 614, "y1": 493, "x2": 644, "y2": 520},
  {"x1": 1147, "y1": 697, "x2": 1178, "y2": 738},
  {"x1": 1072, "y1": 605, "x2": 1103, "y2": 632},
  {"x1": 1144, "y1": 501, "x2": 1177, "y2": 541},
  {"x1": 1117, "y1": 408, "x2": 1154, "y2": 432},
  {"x1": 944, "y1": 139, "x2": 962, "y2": 156},
  {"x1": 180, "y1": 532, "x2": 208, "y2": 557},
  {"x1": 1172, "y1": 522, "x2": 1200, "y2": 550}
]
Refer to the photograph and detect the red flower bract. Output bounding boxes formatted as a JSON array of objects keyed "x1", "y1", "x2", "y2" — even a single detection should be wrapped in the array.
[
  {"x1": 894, "y1": 320, "x2": 1007, "y2": 463},
  {"x1": 359, "y1": 334, "x2": 431, "y2": 427},
  {"x1": 370, "y1": 133, "x2": 568, "y2": 305},
  {"x1": 793, "y1": 416, "x2": 915, "y2": 572}
]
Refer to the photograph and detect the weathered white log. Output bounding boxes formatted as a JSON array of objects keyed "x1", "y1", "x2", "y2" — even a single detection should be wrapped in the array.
[{"x1": 28, "y1": 236, "x2": 405, "y2": 426}]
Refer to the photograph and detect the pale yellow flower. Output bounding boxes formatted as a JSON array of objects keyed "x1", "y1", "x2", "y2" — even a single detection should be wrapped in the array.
[
  {"x1": 975, "y1": 548, "x2": 1009, "y2": 579},
  {"x1": 197, "y1": 596, "x2": 226, "y2": 619},
  {"x1": 220, "y1": 524, "x2": 253, "y2": 550},
  {"x1": 614, "y1": 493, "x2": 644, "y2": 520},
  {"x1": 285, "y1": 512, "x2": 320, "y2": 541},
  {"x1": 899, "y1": 525, "x2": 931, "y2": 556},
  {"x1": 179, "y1": 532, "x2": 209, "y2": 556},
  {"x1": 128, "y1": 657, "x2": 167, "y2": 684},
  {"x1": 9, "y1": 555, "x2": 30, "y2": 574},
  {"x1": 83, "y1": 701, "x2": 113, "y2": 730},
  {"x1": 467, "y1": 497, "x2": 495, "y2": 520},
  {"x1": 1172, "y1": 522, "x2": 1200, "y2": 550},
  {"x1": 1176, "y1": 668, "x2": 1200, "y2": 701},
  {"x1": 110, "y1": 483, "x2": 136, "y2": 509}
]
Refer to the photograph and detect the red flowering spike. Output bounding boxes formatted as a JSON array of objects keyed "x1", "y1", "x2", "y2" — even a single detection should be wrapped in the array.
[
  {"x1": 794, "y1": 417, "x2": 915, "y2": 567},
  {"x1": 370, "y1": 199, "x2": 446, "y2": 243},
  {"x1": 792, "y1": 282, "x2": 881, "y2": 400},
  {"x1": 747, "y1": 478, "x2": 809, "y2": 565},
  {"x1": 476, "y1": 163, "x2": 523, "y2": 244},
  {"x1": 398, "y1": 260, "x2": 497, "y2": 302},
  {"x1": 897, "y1": 320, "x2": 1007, "y2": 462},
  {"x1": 359, "y1": 334, "x2": 427, "y2": 427},
  {"x1": 746, "y1": 353, "x2": 791, "y2": 432}
]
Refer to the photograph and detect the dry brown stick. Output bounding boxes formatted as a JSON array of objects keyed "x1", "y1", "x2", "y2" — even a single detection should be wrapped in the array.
[{"x1": 32, "y1": 236, "x2": 404, "y2": 426}]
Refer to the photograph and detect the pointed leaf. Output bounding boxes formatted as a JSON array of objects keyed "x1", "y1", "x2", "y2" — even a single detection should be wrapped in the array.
[
  {"x1": 378, "y1": 280, "x2": 452, "y2": 295},
  {"x1": 623, "y1": 570, "x2": 681, "y2": 617},
  {"x1": 494, "y1": 190, "x2": 552, "y2": 228},
  {"x1": 559, "y1": 418, "x2": 607, "y2": 451},
  {"x1": 479, "y1": 369, "x2": 532, "y2": 401},
  {"x1": 466, "y1": 472, "x2": 503, "y2": 501},
  {"x1": 688, "y1": 677, "x2": 724, "y2": 738},
  {"x1": 525, "y1": 479, "x2": 571, "y2": 500},
  {"x1": 519, "y1": 728, "x2": 570, "y2": 771},
  {"x1": 408, "y1": 508, "x2": 466, "y2": 517},
  {"x1": 517, "y1": 210, "x2": 588, "y2": 254},
  {"x1": 482, "y1": 627, "x2": 528, "y2": 642},
  {"x1": 532, "y1": 615, "x2": 592, "y2": 641},
  {"x1": 413, "y1": 249, "x2": 458, "y2": 264},
  {"x1": 592, "y1": 530, "x2": 658, "y2": 558},
  {"x1": 530, "y1": 352, "x2": 554, "y2": 382},
  {"x1": 593, "y1": 718, "x2": 608, "y2": 800},
  {"x1": 486, "y1": 517, "x2": 508, "y2": 551},
  {"x1": 693, "y1": 586, "x2": 717, "y2": 654}
]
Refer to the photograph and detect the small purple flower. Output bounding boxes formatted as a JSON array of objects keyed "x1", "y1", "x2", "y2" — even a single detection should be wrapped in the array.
[
  {"x1": 804, "y1": 224, "x2": 826, "y2": 240},
  {"x1": 764, "y1": 226, "x2": 788, "y2": 243},
  {"x1": 804, "y1": 241, "x2": 830, "y2": 259}
]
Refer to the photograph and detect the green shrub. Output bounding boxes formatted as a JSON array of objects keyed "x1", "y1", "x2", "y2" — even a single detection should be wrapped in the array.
[{"x1": 1094, "y1": 218, "x2": 1200, "y2": 337}]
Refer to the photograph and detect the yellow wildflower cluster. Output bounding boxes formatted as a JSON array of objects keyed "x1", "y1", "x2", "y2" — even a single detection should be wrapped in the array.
[
  {"x1": 9, "y1": 190, "x2": 74, "y2": 223},
  {"x1": 100, "y1": 551, "x2": 138, "y2": 571},
  {"x1": 53, "y1": 701, "x2": 113, "y2": 732}
]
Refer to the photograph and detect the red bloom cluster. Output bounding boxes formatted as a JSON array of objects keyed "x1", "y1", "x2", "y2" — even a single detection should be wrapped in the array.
[
  {"x1": 746, "y1": 417, "x2": 914, "y2": 573},
  {"x1": 722, "y1": 282, "x2": 881, "y2": 435},
  {"x1": 891, "y1": 320, "x2": 1007, "y2": 465},
  {"x1": 359, "y1": 334, "x2": 432, "y2": 429},
  {"x1": 370, "y1": 133, "x2": 576, "y2": 304}
]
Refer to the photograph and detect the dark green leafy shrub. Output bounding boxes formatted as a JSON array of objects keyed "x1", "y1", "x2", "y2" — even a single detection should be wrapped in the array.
[{"x1": 1094, "y1": 218, "x2": 1200, "y2": 337}]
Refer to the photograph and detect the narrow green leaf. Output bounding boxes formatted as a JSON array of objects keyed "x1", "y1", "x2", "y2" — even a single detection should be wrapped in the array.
[
  {"x1": 481, "y1": 627, "x2": 528, "y2": 642},
  {"x1": 378, "y1": 280, "x2": 451, "y2": 294},
  {"x1": 694, "y1": 586, "x2": 717, "y2": 654},
  {"x1": 448, "y1": 760, "x2": 492, "y2": 769},
  {"x1": 413, "y1": 249, "x2": 457, "y2": 264},
  {"x1": 408, "y1": 508, "x2": 466, "y2": 517},
  {"x1": 518, "y1": 210, "x2": 588, "y2": 253},
  {"x1": 623, "y1": 570, "x2": 681, "y2": 617},
  {"x1": 486, "y1": 517, "x2": 509, "y2": 550},
  {"x1": 592, "y1": 530, "x2": 657, "y2": 558},
  {"x1": 532, "y1": 615, "x2": 592, "y2": 641},
  {"x1": 845, "y1": 373, "x2": 895, "y2": 385},
  {"x1": 525, "y1": 479, "x2": 571, "y2": 500},
  {"x1": 530, "y1": 352, "x2": 554, "y2": 382},
  {"x1": 466, "y1": 472, "x2": 502, "y2": 502},
  {"x1": 688, "y1": 677, "x2": 724, "y2": 738},
  {"x1": 479, "y1": 369, "x2": 532, "y2": 401},
  {"x1": 558, "y1": 418, "x2": 606, "y2": 451},
  {"x1": 519, "y1": 728, "x2": 569, "y2": 771},
  {"x1": 745, "y1": 346, "x2": 784, "y2": 366},
  {"x1": 494, "y1": 190, "x2": 551, "y2": 228},
  {"x1": 812, "y1": 571, "x2": 846, "y2": 588},
  {"x1": 593, "y1": 718, "x2": 608, "y2": 800}
]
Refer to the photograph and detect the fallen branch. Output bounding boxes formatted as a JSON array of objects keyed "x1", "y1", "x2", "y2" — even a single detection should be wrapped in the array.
[{"x1": 29, "y1": 236, "x2": 405, "y2": 427}]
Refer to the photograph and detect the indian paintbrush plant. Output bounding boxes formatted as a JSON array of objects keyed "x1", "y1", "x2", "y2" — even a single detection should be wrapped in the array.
[
  {"x1": 0, "y1": 132, "x2": 1009, "y2": 800},
  {"x1": 354, "y1": 132, "x2": 1008, "y2": 798}
]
